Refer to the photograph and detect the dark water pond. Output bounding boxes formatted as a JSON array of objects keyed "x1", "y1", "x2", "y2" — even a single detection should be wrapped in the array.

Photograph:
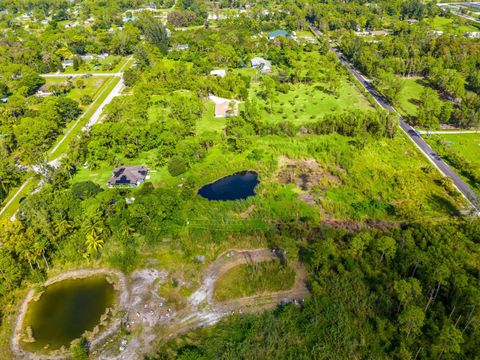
[
  {"x1": 198, "y1": 171, "x2": 259, "y2": 200},
  {"x1": 22, "y1": 275, "x2": 115, "y2": 351}
]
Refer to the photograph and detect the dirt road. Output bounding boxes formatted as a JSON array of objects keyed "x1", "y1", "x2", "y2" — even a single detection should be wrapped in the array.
[{"x1": 99, "y1": 249, "x2": 310, "y2": 360}]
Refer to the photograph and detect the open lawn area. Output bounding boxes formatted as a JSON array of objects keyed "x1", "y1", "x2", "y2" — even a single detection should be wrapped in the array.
[
  {"x1": 251, "y1": 80, "x2": 374, "y2": 124},
  {"x1": 397, "y1": 77, "x2": 425, "y2": 117},
  {"x1": 427, "y1": 16, "x2": 480, "y2": 33},
  {"x1": 427, "y1": 133, "x2": 480, "y2": 179},
  {"x1": 196, "y1": 101, "x2": 227, "y2": 135},
  {"x1": 44, "y1": 76, "x2": 108, "y2": 109},
  {"x1": 396, "y1": 77, "x2": 445, "y2": 122},
  {"x1": 436, "y1": 133, "x2": 480, "y2": 168}
]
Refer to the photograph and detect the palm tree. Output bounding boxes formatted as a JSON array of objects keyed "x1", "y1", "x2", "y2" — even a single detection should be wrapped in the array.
[
  {"x1": 84, "y1": 221, "x2": 109, "y2": 257},
  {"x1": 60, "y1": 156, "x2": 77, "y2": 180},
  {"x1": 85, "y1": 232, "x2": 104, "y2": 255},
  {"x1": 54, "y1": 217, "x2": 74, "y2": 241}
]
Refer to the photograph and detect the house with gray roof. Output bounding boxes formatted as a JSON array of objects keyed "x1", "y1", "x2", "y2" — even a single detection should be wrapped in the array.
[
  {"x1": 251, "y1": 57, "x2": 271, "y2": 72},
  {"x1": 108, "y1": 165, "x2": 148, "y2": 187}
]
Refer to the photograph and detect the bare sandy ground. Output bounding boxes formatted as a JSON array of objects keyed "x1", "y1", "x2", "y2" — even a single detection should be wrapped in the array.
[{"x1": 11, "y1": 249, "x2": 310, "y2": 359}]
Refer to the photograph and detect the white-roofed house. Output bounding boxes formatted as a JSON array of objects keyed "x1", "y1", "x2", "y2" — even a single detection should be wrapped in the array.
[
  {"x1": 210, "y1": 69, "x2": 227, "y2": 78},
  {"x1": 251, "y1": 57, "x2": 271, "y2": 73}
]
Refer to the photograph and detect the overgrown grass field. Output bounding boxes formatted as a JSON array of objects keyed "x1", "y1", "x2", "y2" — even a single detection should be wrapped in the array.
[{"x1": 214, "y1": 260, "x2": 295, "y2": 301}]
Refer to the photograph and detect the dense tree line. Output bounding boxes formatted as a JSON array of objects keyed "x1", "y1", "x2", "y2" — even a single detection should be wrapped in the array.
[{"x1": 153, "y1": 220, "x2": 480, "y2": 360}]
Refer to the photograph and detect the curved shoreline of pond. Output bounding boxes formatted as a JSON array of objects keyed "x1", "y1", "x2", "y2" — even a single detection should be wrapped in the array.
[
  {"x1": 11, "y1": 268, "x2": 128, "y2": 360},
  {"x1": 197, "y1": 170, "x2": 260, "y2": 201}
]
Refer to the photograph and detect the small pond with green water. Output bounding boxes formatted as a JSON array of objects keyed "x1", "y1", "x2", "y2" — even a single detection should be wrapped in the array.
[{"x1": 21, "y1": 275, "x2": 115, "y2": 352}]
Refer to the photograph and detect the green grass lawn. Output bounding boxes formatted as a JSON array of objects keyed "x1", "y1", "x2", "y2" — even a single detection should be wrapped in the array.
[
  {"x1": 427, "y1": 16, "x2": 480, "y2": 33},
  {"x1": 427, "y1": 133, "x2": 480, "y2": 179},
  {"x1": 396, "y1": 77, "x2": 445, "y2": 122},
  {"x1": 196, "y1": 101, "x2": 227, "y2": 135},
  {"x1": 436, "y1": 133, "x2": 480, "y2": 167},
  {"x1": 214, "y1": 259, "x2": 296, "y2": 301},
  {"x1": 397, "y1": 77, "x2": 427, "y2": 117},
  {"x1": 44, "y1": 76, "x2": 108, "y2": 109},
  {"x1": 252, "y1": 80, "x2": 374, "y2": 124}
]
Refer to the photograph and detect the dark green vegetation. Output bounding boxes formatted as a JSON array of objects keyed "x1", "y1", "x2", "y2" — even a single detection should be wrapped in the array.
[
  {"x1": 214, "y1": 259, "x2": 295, "y2": 301},
  {"x1": 0, "y1": 0, "x2": 479, "y2": 359},
  {"x1": 21, "y1": 275, "x2": 115, "y2": 351},
  {"x1": 156, "y1": 222, "x2": 480, "y2": 360}
]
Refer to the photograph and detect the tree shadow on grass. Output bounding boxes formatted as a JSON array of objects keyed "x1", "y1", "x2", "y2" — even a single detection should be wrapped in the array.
[
  {"x1": 408, "y1": 98, "x2": 422, "y2": 107},
  {"x1": 428, "y1": 193, "x2": 462, "y2": 216}
]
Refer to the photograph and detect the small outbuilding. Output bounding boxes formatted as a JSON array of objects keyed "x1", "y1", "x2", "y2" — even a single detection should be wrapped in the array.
[
  {"x1": 35, "y1": 84, "x2": 53, "y2": 97},
  {"x1": 108, "y1": 165, "x2": 148, "y2": 187}
]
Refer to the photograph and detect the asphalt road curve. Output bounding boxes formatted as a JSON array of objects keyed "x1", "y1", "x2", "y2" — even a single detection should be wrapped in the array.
[{"x1": 309, "y1": 24, "x2": 478, "y2": 207}]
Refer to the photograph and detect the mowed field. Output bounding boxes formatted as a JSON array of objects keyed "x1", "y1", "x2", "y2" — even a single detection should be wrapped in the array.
[
  {"x1": 397, "y1": 77, "x2": 426, "y2": 117},
  {"x1": 396, "y1": 77, "x2": 444, "y2": 119},
  {"x1": 251, "y1": 80, "x2": 374, "y2": 124},
  {"x1": 44, "y1": 76, "x2": 108, "y2": 109},
  {"x1": 428, "y1": 16, "x2": 480, "y2": 33},
  {"x1": 436, "y1": 133, "x2": 480, "y2": 170}
]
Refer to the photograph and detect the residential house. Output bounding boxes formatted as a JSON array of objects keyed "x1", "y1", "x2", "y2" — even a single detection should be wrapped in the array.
[
  {"x1": 268, "y1": 29, "x2": 289, "y2": 40},
  {"x1": 170, "y1": 44, "x2": 189, "y2": 52},
  {"x1": 465, "y1": 32, "x2": 480, "y2": 38},
  {"x1": 35, "y1": 84, "x2": 53, "y2": 97},
  {"x1": 355, "y1": 29, "x2": 389, "y2": 36},
  {"x1": 98, "y1": 53, "x2": 109, "y2": 60},
  {"x1": 209, "y1": 94, "x2": 240, "y2": 118},
  {"x1": 210, "y1": 69, "x2": 227, "y2": 77},
  {"x1": 107, "y1": 165, "x2": 148, "y2": 187},
  {"x1": 81, "y1": 54, "x2": 95, "y2": 61},
  {"x1": 251, "y1": 57, "x2": 271, "y2": 72},
  {"x1": 62, "y1": 59, "x2": 74, "y2": 67}
]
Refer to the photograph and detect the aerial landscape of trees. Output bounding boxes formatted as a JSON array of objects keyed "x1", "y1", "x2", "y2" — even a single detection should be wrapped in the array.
[{"x1": 0, "y1": 0, "x2": 479, "y2": 359}]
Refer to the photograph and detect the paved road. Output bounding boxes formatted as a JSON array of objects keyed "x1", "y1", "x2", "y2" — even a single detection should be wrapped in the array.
[
  {"x1": 437, "y1": 2, "x2": 480, "y2": 24},
  {"x1": 420, "y1": 130, "x2": 480, "y2": 134},
  {"x1": 310, "y1": 24, "x2": 479, "y2": 207},
  {"x1": 84, "y1": 76, "x2": 124, "y2": 129}
]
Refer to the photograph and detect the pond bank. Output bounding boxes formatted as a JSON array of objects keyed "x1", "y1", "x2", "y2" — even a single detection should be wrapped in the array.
[{"x1": 12, "y1": 268, "x2": 128, "y2": 360}]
